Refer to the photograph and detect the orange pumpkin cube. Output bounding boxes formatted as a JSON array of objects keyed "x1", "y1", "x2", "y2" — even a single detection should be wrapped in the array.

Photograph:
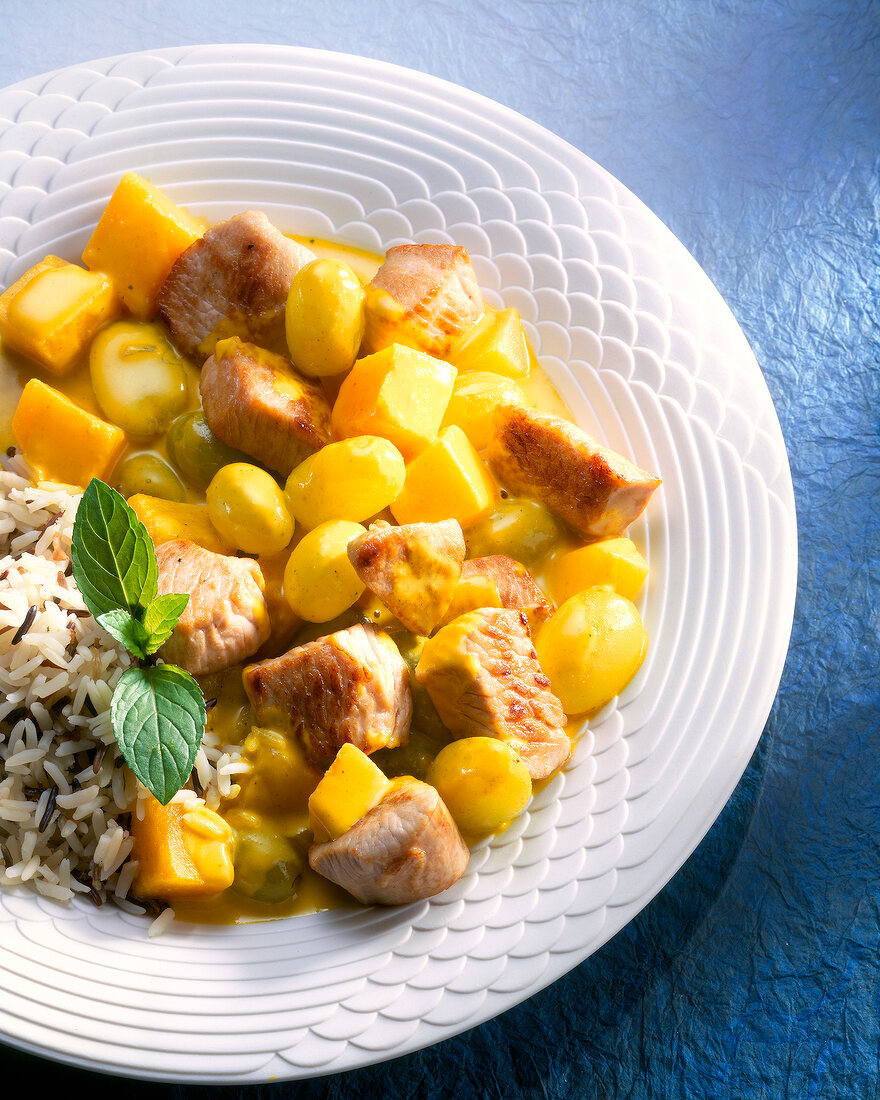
[
  {"x1": 547, "y1": 537, "x2": 649, "y2": 604},
  {"x1": 331, "y1": 343, "x2": 456, "y2": 461},
  {"x1": 391, "y1": 425, "x2": 497, "y2": 527},
  {"x1": 82, "y1": 172, "x2": 206, "y2": 320},
  {"x1": 12, "y1": 378, "x2": 126, "y2": 486},
  {"x1": 0, "y1": 255, "x2": 118, "y2": 374},
  {"x1": 448, "y1": 307, "x2": 530, "y2": 379},
  {"x1": 131, "y1": 797, "x2": 235, "y2": 899},
  {"x1": 127, "y1": 494, "x2": 232, "y2": 555}
]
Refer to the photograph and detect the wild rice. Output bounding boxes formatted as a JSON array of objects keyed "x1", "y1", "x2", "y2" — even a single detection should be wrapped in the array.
[{"x1": 0, "y1": 453, "x2": 244, "y2": 929}]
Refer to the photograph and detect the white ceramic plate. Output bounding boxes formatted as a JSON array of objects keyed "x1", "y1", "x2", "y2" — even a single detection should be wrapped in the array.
[{"x1": 0, "y1": 46, "x2": 796, "y2": 1082}]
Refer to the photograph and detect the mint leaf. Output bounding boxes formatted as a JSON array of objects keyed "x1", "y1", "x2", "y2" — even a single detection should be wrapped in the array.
[
  {"x1": 97, "y1": 609, "x2": 151, "y2": 659},
  {"x1": 111, "y1": 665, "x2": 206, "y2": 805},
  {"x1": 72, "y1": 479, "x2": 157, "y2": 619},
  {"x1": 142, "y1": 593, "x2": 190, "y2": 655},
  {"x1": 70, "y1": 482, "x2": 202, "y2": 803}
]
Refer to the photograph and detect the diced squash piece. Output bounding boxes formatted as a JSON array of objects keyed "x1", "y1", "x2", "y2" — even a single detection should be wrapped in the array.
[
  {"x1": 128, "y1": 493, "x2": 232, "y2": 554},
  {"x1": 82, "y1": 172, "x2": 206, "y2": 320},
  {"x1": 448, "y1": 307, "x2": 530, "y2": 380},
  {"x1": 331, "y1": 343, "x2": 456, "y2": 461},
  {"x1": 440, "y1": 571, "x2": 503, "y2": 625},
  {"x1": 308, "y1": 743, "x2": 392, "y2": 843},
  {"x1": 547, "y1": 537, "x2": 649, "y2": 604},
  {"x1": 132, "y1": 797, "x2": 235, "y2": 899},
  {"x1": 0, "y1": 256, "x2": 119, "y2": 374},
  {"x1": 11, "y1": 378, "x2": 125, "y2": 486},
  {"x1": 441, "y1": 371, "x2": 528, "y2": 451},
  {"x1": 391, "y1": 425, "x2": 496, "y2": 527}
]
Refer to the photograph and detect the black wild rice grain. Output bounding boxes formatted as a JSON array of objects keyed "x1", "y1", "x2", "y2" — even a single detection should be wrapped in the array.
[
  {"x1": 190, "y1": 768, "x2": 204, "y2": 798},
  {"x1": 129, "y1": 895, "x2": 162, "y2": 918},
  {"x1": 92, "y1": 743, "x2": 107, "y2": 774},
  {"x1": 11, "y1": 605, "x2": 37, "y2": 645},
  {"x1": 38, "y1": 785, "x2": 58, "y2": 832},
  {"x1": 35, "y1": 511, "x2": 61, "y2": 537},
  {"x1": 72, "y1": 869, "x2": 103, "y2": 907}
]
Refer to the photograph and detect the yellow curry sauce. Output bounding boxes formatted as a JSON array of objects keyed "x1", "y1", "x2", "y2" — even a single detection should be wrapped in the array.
[{"x1": 0, "y1": 234, "x2": 586, "y2": 924}]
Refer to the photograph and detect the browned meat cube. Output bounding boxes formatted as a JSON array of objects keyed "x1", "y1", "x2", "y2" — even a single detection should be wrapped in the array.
[
  {"x1": 309, "y1": 776, "x2": 469, "y2": 905},
  {"x1": 243, "y1": 623, "x2": 412, "y2": 763},
  {"x1": 155, "y1": 539, "x2": 270, "y2": 676},
  {"x1": 157, "y1": 210, "x2": 315, "y2": 359},
  {"x1": 415, "y1": 607, "x2": 569, "y2": 780},
  {"x1": 363, "y1": 243, "x2": 483, "y2": 358},
  {"x1": 485, "y1": 406, "x2": 661, "y2": 542},
  {"x1": 347, "y1": 519, "x2": 466, "y2": 635},
  {"x1": 460, "y1": 555, "x2": 552, "y2": 622},
  {"x1": 200, "y1": 337, "x2": 332, "y2": 475}
]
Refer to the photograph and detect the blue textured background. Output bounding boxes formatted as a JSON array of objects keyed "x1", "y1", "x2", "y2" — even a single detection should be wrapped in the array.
[{"x1": 0, "y1": 2, "x2": 878, "y2": 1097}]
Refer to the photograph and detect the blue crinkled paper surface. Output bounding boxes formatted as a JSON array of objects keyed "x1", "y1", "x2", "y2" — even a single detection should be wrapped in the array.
[{"x1": 0, "y1": 0, "x2": 877, "y2": 1096}]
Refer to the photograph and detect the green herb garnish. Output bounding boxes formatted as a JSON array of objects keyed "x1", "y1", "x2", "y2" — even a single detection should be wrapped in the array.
[{"x1": 72, "y1": 478, "x2": 205, "y2": 805}]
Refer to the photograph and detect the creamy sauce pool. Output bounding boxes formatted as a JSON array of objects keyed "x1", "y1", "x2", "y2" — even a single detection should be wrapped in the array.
[{"x1": 0, "y1": 234, "x2": 578, "y2": 925}]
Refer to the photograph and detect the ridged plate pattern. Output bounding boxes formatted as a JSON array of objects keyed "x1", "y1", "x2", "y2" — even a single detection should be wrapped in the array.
[{"x1": 0, "y1": 46, "x2": 796, "y2": 1082}]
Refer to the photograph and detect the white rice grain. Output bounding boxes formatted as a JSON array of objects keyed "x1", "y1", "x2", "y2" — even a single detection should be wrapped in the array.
[
  {"x1": 147, "y1": 907, "x2": 176, "y2": 938},
  {"x1": 0, "y1": 457, "x2": 244, "y2": 932}
]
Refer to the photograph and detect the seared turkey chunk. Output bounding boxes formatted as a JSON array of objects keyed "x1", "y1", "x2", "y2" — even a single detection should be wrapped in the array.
[
  {"x1": 200, "y1": 337, "x2": 332, "y2": 476},
  {"x1": 363, "y1": 243, "x2": 483, "y2": 358},
  {"x1": 460, "y1": 555, "x2": 551, "y2": 623},
  {"x1": 309, "y1": 776, "x2": 469, "y2": 905},
  {"x1": 486, "y1": 406, "x2": 661, "y2": 542},
  {"x1": 347, "y1": 518, "x2": 466, "y2": 635},
  {"x1": 155, "y1": 539, "x2": 270, "y2": 676},
  {"x1": 243, "y1": 623, "x2": 412, "y2": 763},
  {"x1": 157, "y1": 210, "x2": 315, "y2": 359},
  {"x1": 416, "y1": 607, "x2": 569, "y2": 781}
]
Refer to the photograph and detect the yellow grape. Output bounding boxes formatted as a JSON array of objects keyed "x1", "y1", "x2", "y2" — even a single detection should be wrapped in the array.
[
  {"x1": 284, "y1": 436, "x2": 405, "y2": 529},
  {"x1": 283, "y1": 519, "x2": 366, "y2": 622},
  {"x1": 89, "y1": 320, "x2": 188, "y2": 437},
  {"x1": 536, "y1": 586, "x2": 648, "y2": 715},
  {"x1": 285, "y1": 258, "x2": 365, "y2": 377},
  {"x1": 206, "y1": 462, "x2": 294, "y2": 555},
  {"x1": 429, "y1": 737, "x2": 532, "y2": 837},
  {"x1": 464, "y1": 497, "x2": 563, "y2": 566},
  {"x1": 115, "y1": 454, "x2": 186, "y2": 503}
]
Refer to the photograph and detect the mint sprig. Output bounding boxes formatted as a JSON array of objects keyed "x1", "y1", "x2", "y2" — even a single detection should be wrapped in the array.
[{"x1": 72, "y1": 479, "x2": 205, "y2": 805}]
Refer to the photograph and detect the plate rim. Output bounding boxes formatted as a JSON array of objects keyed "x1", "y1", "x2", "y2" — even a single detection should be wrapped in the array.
[{"x1": 0, "y1": 42, "x2": 798, "y2": 1082}]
